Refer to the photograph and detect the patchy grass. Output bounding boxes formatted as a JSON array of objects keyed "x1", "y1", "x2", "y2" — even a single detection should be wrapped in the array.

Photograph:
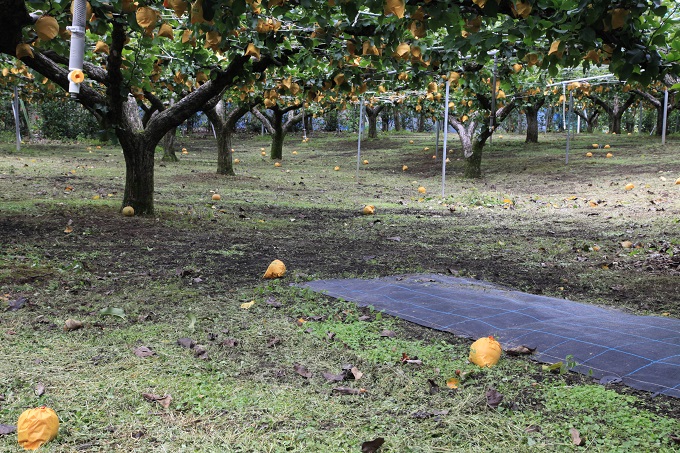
[{"x1": 1, "y1": 131, "x2": 679, "y2": 451}]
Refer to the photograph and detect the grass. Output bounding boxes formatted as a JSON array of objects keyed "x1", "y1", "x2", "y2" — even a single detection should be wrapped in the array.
[{"x1": 1, "y1": 130, "x2": 679, "y2": 451}]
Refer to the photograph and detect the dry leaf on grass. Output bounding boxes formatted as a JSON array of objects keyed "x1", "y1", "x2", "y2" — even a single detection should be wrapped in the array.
[
  {"x1": 570, "y1": 427, "x2": 585, "y2": 446},
  {"x1": 221, "y1": 338, "x2": 238, "y2": 347},
  {"x1": 64, "y1": 319, "x2": 83, "y2": 331},
  {"x1": 266, "y1": 337, "x2": 281, "y2": 348},
  {"x1": 177, "y1": 338, "x2": 196, "y2": 349},
  {"x1": 293, "y1": 363, "x2": 312, "y2": 378},
  {"x1": 380, "y1": 330, "x2": 396, "y2": 338},
  {"x1": 142, "y1": 393, "x2": 172, "y2": 409},
  {"x1": 35, "y1": 382, "x2": 45, "y2": 397},
  {"x1": 133, "y1": 346, "x2": 155, "y2": 358},
  {"x1": 8, "y1": 297, "x2": 27, "y2": 311},
  {"x1": 0, "y1": 424, "x2": 16, "y2": 435},
  {"x1": 332, "y1": 387, "x2": 367, "y2": 395},
  {"x1": 361, "y1": 437, "x2": 385, "y2": 452},
  {"x1": 486, "y1": 388, "x2": 504, "y2": 408},
  {"x1": 322, "y1": 372, "x2": 345, "y2": 382}
]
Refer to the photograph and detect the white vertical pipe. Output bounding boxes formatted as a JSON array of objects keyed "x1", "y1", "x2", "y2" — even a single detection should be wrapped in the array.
[
  {"x1": 356, "y1": 98, "x2": 365, "y2": 182},
  {"x1": 562, "y1": 84, "x2": 567, "y2": 130},
  {"x1": 489, "y1": 52, "x2": 497, "y2": 145},
  {"x1": 566, "y1": 92, "x2": 573, "y2": 164},
  {"x1": 67, "y1": 0, "x2": 87, "y2": 96},
  {"x1": 441, "y1": 80, "x2": 450, "y2": 198},
  {"x1": 434, "y1": 119, "x2": 440, "y2": 160},
  {"x1": 13, "y1": 85, "x2": 21, "y2": 151},
  {"x1": 662, "y1": 88, "x2": 668, "y2": 145}
]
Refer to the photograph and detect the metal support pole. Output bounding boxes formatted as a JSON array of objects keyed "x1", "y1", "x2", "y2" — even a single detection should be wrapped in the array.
[
  {"x1": 566, "y1": 92, "x2": 573, "y2": 164},
  {"x1": 356, "y1": 98, "x2": 365, "y2": 182},
  {"x1": 434, "y1": 119, "x2": 440, "y2": 160},
  {"x1": 13, "y1": 85, "x2": 21, "y2": 151},
  {"x1": 662, "y1": 88, "x2": 668, "y2": 145},
  {"x1": 302, "y1": 108, "x2": 307, "y2": 140},
  {"x1": 441, "y1": 80, "x2": 450, "y2": 198},
  {"x1": 638, "y1": 101, "x2": 643, "y2": 133},
  {"x1": 562, "y1": 84, "x2": 567, "y2": 131}
]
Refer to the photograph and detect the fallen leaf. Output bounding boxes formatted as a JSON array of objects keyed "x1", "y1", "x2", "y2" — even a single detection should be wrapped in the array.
[
  {"x1": 64, "y1": 319, "x2": 84, "y2": 331},
  {"x1": 0, "y1": 424, "x2": 16, "y2": 435},
  {"x1": 505, "y1": 345, "x2": 535, "y2": 356},
  {"x1": 241, "y1": 300, "x2": 255, "y2": 309},
  {"x1": 177, "y1": 337, "x2": 196, "y2": 349},
  {"x1": 266, "y1": 337, "x2": 281, "y2": 348},
  {"x1": 380, "y1": 330, "x2": 396, "y2": 338},
  {"x1": 446, "y1": 377, "x2": 459, "y2": 389},
  {"x1": 193, "y1": 345, "x2": 209, "y2": 360},
  {"x1": 294, "y1": 363, "x2": 312, "y2": 378},
  {"x1": 669, "y1": 433, "x2": 680, "y2": 444},
  {"x1": 427, "y1": 379, "x2": 440, "y2": 394},
  {"x1": 221, "y1": 338, "x2": 238, "y2": 347},
  {"x1": 486, "y1": 388, "x2": 504, "y2": 408},
  {"x1": 542, "y1": 362, "x2": 564, "y2": 373},
  {"x1": 387, "y1": 236, "x2": 401, "y2": 242},
  {"x1": 35, "y1": 382, "x2": 45, "y2": 397},
  {"x1": 525, "y1": 425, "x2": 541, "y2": 433},
  {"x1": 296, "y1": 318, "x2": 307, "y2": 326},
  {"x1": 350, "y1": 367, "x2": 363, "y2": 380},
  {"x1": 187, "y1": 313, "x2": 197, "y2": 331},
  {"x1": 265, "y1": 297, "x2": 281, "y2": 308},
  {"x1": 326, "y1": 332, "x2": 336, "y2": 341},
  {"x1": 621, "y1": 240, "x2": 633, "y2": 248},
  {"x1": 358, "y1": 315, "x2": 371, "y2": 321},
  {"x1": 100, "y1": 307, "x2": 126, "y2": 318},
  {"x1": 361, "y1": 437, "x2": 385, "y2": 452},
  {"x1": 322, "y1": 372, "x2": 346, "y2": 382},
  {"x1": 64, "y1": 225, "x2": 73, "y2": 233},
  {"x1": 570, "y1": 427, "x2": 584, "y2": 446},
  {"x1": 142, "y1": 392, "x2": 172, "y2": 409},
  {"x1": 8, "y1": 297, "x2": 27, "y2": 311},
  {"x1": 133, "y1": 346, "x2": 155, "y2": 358},
  {"x1": 332, "y1": 387, "x2": 366, "y2": 395}
]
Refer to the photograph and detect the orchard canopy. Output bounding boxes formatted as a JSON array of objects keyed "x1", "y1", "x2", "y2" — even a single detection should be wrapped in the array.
[{"x1": 1, "y1": 0, "x2": 679, "y2": 214}]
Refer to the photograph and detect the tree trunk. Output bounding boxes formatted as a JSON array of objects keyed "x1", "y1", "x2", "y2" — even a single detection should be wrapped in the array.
[
  {"x1": 545, "y1": 107, "x2": 553, "y2": 132},
  {"x1": 417, "y1": 112, "x2": 425, "y2": 132},
  {"x1": 525, "y1": 105, "x2": 540, "y2": 143},
  {"x1": 611, "y1": 114, "x2": 623, "y2": 135},
  {"x1": 271, "y1": 125, "x2": 284, "y2": 159},
  {"x1": 381, "y1": 109, "x2": 390, "y2": 132},
  {"x1": 161, "y1": 127, "x2": 179, "y2": 162},
  {"x1": 394, "y1": 109, "x2": 401, "y2": 131},
  {"x1": 464, "y1": 140, "x2": 484, "y2": 178},
  {"x1": 368, "y1": 114, "x2": 378, "y2": 138},
  {"x1": 119, "y1": 133, "x2": 155, "y2": 215},
  {"x1": 216, "y1": 130, "x2": 234, "y2": 175}
]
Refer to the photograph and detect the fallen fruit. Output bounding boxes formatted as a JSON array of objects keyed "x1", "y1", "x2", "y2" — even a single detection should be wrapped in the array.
[
  {"x1": 182, "y1": 148, "x2": 188, "y2": 154},
  {"x1": 624, "y1": 183, "x2": 634, "y2": 191},
  {"x1": 675, "y1": 178, "x2": 680, "y2": 185},
  {"x1": 606, "y1": 152, "x2": 613, "y2": 158},
  {"x1": 212, "y1": 193, "x2": 221, "y2": 201},
  {"x1": 234, "y1": 158, "x2": 240, "y2": 164},
  {"x1": 402, "y1": 165, "x2": 408, "y2": 171},
  {"x1": 418, "y1": 186, "x2": 426, "y2": 194},
  {"x1": 363, "y1": 160, "x2": 369, "y2": 165},
  {"x1": 263, "y1": 259, "x2": 286, "y2": 279},
  {"x1": 122, "y1": 206, "x2": 135, "y2": 216},
  {"x1": 362, "y1": 205, "x2": 375, "y2": 215},
  {"x1": 334, "y1": 166, "x2": 340, "y2": 171},
  {"x1": 604, "y1": 144, "x2": 611, "y2": 149},
  {"x1": 592, "y1": 144, "x2": 599, "y2": 149},
  {"x1": 274, "y1": 162, "x2": 282, "y2": 167},
  {"x1": 17, "y1": 407, "x2": 59, "y2": 450},
  {"x1": 261, "y1": 151, "x2": 266, "y2": 156},
  {"x1": 585, "y1": 152, "x2": 593, "y2": 157},
  {"x1": 469, "y1": 336, "x2": 502, "y2": 367}
]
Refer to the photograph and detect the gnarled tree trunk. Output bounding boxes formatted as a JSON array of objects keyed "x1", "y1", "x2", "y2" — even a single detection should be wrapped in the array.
[
  {"x1": 206, "y1": 100, "x2": 252, "y2": 175},
  {"x1": 161, "y1": 128, "x2": 179, "y2": 162},
  {"x1": 364, "y1": 105, "x2": 384, "y2": 139},
  {"x1": 524, "y1": 98, "x2": 545, "y2": 143}
]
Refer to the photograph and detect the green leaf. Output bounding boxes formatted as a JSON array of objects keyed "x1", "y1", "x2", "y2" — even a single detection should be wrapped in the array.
[
  {"x1": 100, "y1": 307, "x2": 126, "y2": 319},
  {"x1": 187, "y1": 313, "x2": 197, "y2": 331}
]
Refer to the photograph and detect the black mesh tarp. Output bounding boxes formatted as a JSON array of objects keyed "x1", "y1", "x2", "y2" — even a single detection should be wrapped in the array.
[{"x1": 301, "y1": 274, "x2": 680, "y2": 398}]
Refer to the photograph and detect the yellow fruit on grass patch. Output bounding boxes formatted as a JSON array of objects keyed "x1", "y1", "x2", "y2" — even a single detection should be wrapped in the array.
[
  {"x1": 624, "y1": 183, "x2": 634, "y2": 191},
  {"x1": 418, "y1": 186, "x2": 426, "y2": 194},
  {"x1": 212, "y1": 193, "x2": 221, "y2": 201},
  {"x1": 592, "y1": 144, "x2": 599, "y2": 149},
  {"x1": 423, "y1": 147, "x2": 429, "y2": 151},
  {"x1": 334, "y1": 166, "x2": 340, "y2": 171},
  {"x1": 606, "y1": 152, "x2": 613, "y2": 158},
  {"x1": 363, "y1": 160, "x2": 369, "y2": 165},
  {"x1": 586, "y1": 152, "x2": 593, "y2": 157},
  {"x1": 409, "y1": 140, "x2": 414, "y2": 144},
  {"x1": 292, "y1": 151, "x2": 298, "y2": 155},
  {"x1": 122, "y1": 206, "x2": 135, "y2": 216},
  {"x1": 675, "y1": 178, "x2": 680, "y2": 185},
  {"x1": 469, "y1": 336, "x2": 502, "y2": 368},
  {"x1": 234, "y1": 158, "x2": 240, "y2": 164},
  {"x1": 621, "y1": 240, "x2": 633, "y2": 248},
  {"x1": 182, "y1": 148, "x2": 188, "y2": 154},
  {"x1": 274, "y1": 162, "x2": 282, "y2": 167},
  {"x1": 263, "y1": 259, "x2": 286, "y2": 279},
  {"x1": 261, "y1": 151, "x2": 266, "y2": 156},
  {"x1": 604, "y1": 144, "x2": 611, "y2": 149},
  {"x1": 362, "y1": 205, "x2": 375, "y2": 215},
  {"x1": 260, "y1": 147, "x2": 265, "y2": 151},
  {"x1": 402, "y1": 165, "x2": 408, "y2": 171}
]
